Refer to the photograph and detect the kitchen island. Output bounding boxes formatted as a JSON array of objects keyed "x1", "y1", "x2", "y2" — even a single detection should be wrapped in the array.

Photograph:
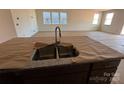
[{"x1": 0, "y1": 36, "x2": 123, "y2": 83}]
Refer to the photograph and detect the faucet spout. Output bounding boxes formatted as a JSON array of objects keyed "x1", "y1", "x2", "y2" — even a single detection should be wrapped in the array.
[
  {"x1": 55, "y1": 26, "x2": 61, "y2": 44},
  {"x1": 55, "y1": 26, "x2": 61, "y2": 59}
]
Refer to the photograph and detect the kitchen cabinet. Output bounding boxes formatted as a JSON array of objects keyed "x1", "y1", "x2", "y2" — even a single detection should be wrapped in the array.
[
  {"x1": 0, "y1": 60, "x2": 121, "y2": 84},
  {"x1": 88, "y1": 60, "x2": 120, "y2": 84}
]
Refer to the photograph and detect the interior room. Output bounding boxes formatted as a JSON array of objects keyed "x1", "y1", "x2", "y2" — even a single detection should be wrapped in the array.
[{"x1": 0, "y1": 9, "x2": 124, "y2": 84}]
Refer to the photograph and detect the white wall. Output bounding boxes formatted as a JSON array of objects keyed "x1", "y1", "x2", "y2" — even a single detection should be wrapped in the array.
[
  {"x1": 11, "y1": 9, "x2": 38, "y2": 37},
  {"x1": 36, "y1": 9, "x2": 102, "y2": 31},
  {"x1": 0, "y1": 9, "x2": 17, "y2": 43},
  {"x1": 100, "y1": 9, "x2": 124, "y2": 34}
]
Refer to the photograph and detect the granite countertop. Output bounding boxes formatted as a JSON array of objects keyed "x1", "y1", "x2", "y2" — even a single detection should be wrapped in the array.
[{"x1": 0, "y1": 36, "x2": 124, "y2": 69}]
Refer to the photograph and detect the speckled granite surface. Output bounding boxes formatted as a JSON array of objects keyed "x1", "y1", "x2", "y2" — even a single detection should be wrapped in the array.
[{"x1": 0, "y1": 36, "x2": 123, "y2": 69}]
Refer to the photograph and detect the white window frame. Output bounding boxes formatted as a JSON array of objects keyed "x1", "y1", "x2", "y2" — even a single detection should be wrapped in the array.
[
  {"x1": 92, "y1": 13, "x2": 99, "y2": 25},
  {"x1": 51, "y1": 12, "x2": 60, "y2": 24},
  {"x1": 60, "y1": 12, "x2": 67, "y2": 24},
  {"x1": 43, "y1": 12, "x2": 51, "y2": 24},
  {"x1": 104, "y1": 13, "x2": 114, "y2": 25},
  {"x1": 43, "y1": 11, "x2": 67, "y2": 25}
]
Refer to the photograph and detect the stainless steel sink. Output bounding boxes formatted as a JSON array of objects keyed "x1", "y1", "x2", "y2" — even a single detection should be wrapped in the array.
[
  {"x1": 32, "y1": 26, "x2": 79, "y2": 61},
  {"x1": 57, "y1": 43, "x2": 79, "y2": 58},
  {"x1": 32, "y1": 43, "x2": 79, "y2": 61},
  {"x1": 32, "y1": 43, "x2": 56, "y2": 60}
]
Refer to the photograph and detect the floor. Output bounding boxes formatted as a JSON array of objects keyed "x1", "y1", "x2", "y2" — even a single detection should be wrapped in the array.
[{"x1": 34, "y1": 31, "x2": 124, "y2": 84}]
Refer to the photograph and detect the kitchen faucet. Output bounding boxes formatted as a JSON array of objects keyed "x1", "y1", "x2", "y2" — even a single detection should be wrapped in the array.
[
  {"x1": 55, "y1": 26, "x2": 61, "y2": 59},
  {"x1": 55, "y1": 26, "x2": 61, "y2": 45}
]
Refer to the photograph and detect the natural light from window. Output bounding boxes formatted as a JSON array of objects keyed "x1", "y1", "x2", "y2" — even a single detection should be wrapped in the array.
[
  {"x1": 43, "y1": 12, "x2": 51, "y2": 24},
  {"x1": 92, "y1": 13, "x2": 99, "y2": 25},
  {"x1": 51, "y1": 12, "x2": 59, "y2": 24},
  {"x1": 60, "y1": 12, "x2": 67, "y2": 24},
  {"x1": 43, "y1": 12, "x2": 67, "y2": 25},
  {"x1": 121, "y1": 24, "x2": 124, "y2": 35},
  {"x1": 104, "y1": 13, "x2": 114, "y2": 25}
]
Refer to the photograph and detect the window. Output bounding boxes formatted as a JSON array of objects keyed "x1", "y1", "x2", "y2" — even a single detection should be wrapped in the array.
[
  {"x1": 43, "y1": 12, "x2": 51, "y2": 24},
  {"x1": 92, "y1": 13, "x2": 99, "y2": 24},
  {"x1": 121, "y1": 25, "x2": 124, "y2": 34},
  {"x1": 51, "y1": 12, "x2": 59, "y2": 24},
  {"x1": 43, "y1": 12, "x2": 67, "y2": 24},
  {"x1": 60, "y1": 12, "x2": 67, "y2": 24},
  {"x1": 104, "y1": 13, "x2": 114, "y2": 25}
]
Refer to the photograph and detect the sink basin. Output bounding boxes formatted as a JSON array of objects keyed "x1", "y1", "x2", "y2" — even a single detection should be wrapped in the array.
[
  {"x1": 32, "y1": 44, "x2": 56, "y2": 60},
  {"x1": 32, "y1": 43, "x2": 79, "y2": 61},
  {"x1": 57, "y1": 43, "x2": 79, "y2": 58}
]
